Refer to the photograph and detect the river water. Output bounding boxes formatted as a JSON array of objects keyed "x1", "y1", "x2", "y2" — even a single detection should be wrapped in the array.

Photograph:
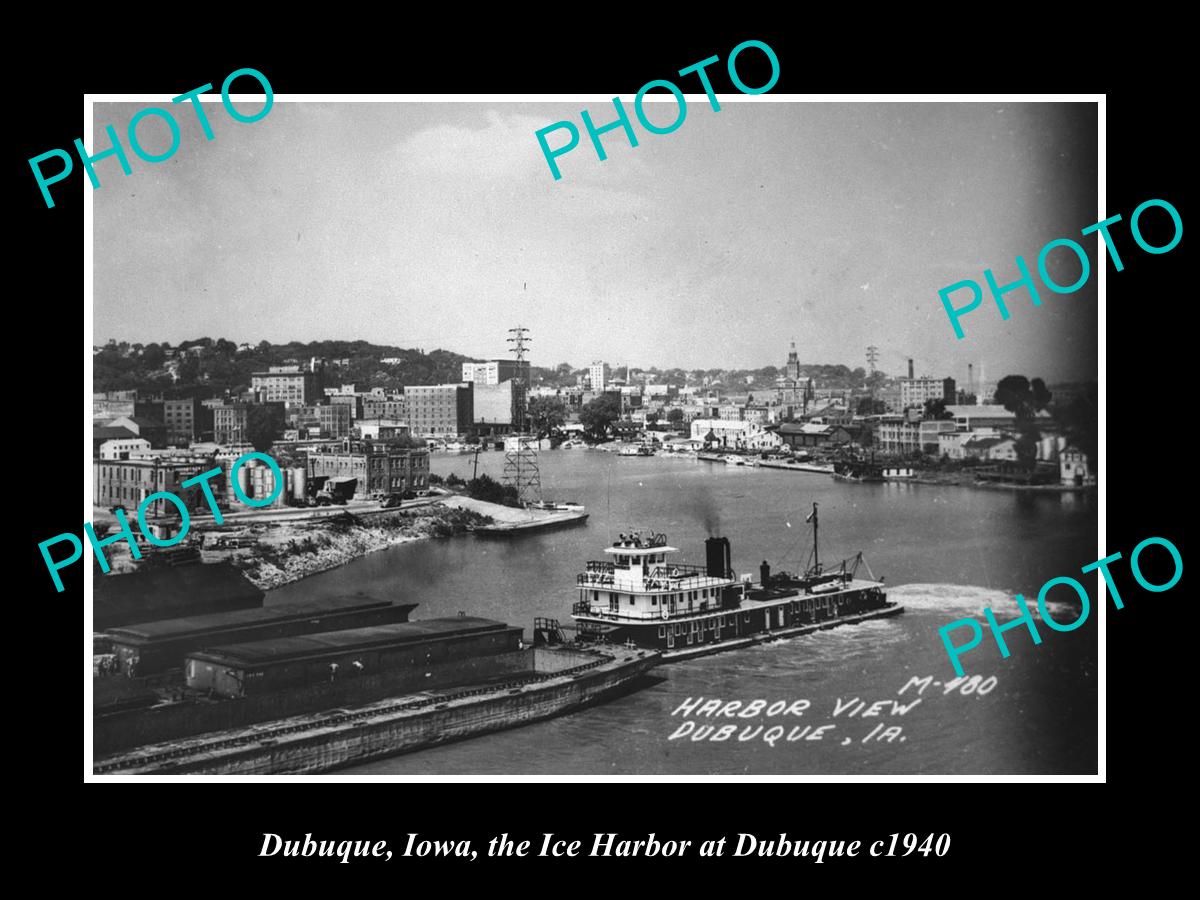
[{"x1": 268, "y1": 450, "x2": 1098, "y2": 775}]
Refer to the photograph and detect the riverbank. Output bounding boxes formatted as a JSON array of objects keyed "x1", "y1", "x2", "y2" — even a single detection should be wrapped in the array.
[
  {"x1": 909, "y1": 471, "x2": 1096, "y2": 492},
  {"x1": 235, "y1": 502, "x2": 495, "y2": 591}
]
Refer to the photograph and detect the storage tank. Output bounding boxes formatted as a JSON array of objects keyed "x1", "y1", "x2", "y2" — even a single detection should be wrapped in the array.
[
  {"x1": 235, "y1": 463, "x2": 250, "y2": 502},
  {"x1": 1039, "y1": 436, "x2": 1056, "y2": 461},
  {"x1": 291, "y1": 467, "x2": 307, "y2": 502},
  {"x1": 1056, "y1": 435, "x2": 1068, "y2": 452}
]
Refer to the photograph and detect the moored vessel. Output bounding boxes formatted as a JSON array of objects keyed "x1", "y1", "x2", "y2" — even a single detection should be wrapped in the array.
[
  {"x1": 571, "y1": 504, "x2": 901, "y2": 660},
  {"x1": 93, "y1": 617, "x2": 657, "y2": 774}
]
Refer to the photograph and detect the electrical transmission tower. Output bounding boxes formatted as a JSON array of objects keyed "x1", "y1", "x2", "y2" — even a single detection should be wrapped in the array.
[
  {"x1": 866, "y1": 345, "x2": 880, "y2": 373},
  {"x1": 506, "y1": 326, "x2": 531, "y2": 433},
  {"x1": 504, "y1": 325, "x2": 539, "y2": 504}
]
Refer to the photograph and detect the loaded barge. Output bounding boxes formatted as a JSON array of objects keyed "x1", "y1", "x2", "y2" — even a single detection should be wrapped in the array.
[
  {"x1": 94, "y1": 629, "x2": 656, "y2": 775},
  {"x1": 93, "y1": 614, "x2": 657, "y2": 775},
  {"x1": 571, "y1": 503, "x2": 902, "y2": 660}
]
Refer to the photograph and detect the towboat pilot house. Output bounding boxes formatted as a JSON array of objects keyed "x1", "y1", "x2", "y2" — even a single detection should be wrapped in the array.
[{"x1": 571, "y1": 522, "x2": 897, "y2": 656}]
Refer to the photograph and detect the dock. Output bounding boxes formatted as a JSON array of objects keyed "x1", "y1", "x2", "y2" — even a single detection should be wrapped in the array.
[{"x1": 474, "y1": 511, "x2": 589, "y2": 537}]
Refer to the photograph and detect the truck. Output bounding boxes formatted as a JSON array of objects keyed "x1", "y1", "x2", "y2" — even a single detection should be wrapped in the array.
[{"x1": 309, "y1": 476, "x2": 357, "y2": 506}]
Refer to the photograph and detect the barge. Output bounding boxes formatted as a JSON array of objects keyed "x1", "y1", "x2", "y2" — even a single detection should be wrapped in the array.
[
  {"x1": 94, "y1": 618, "x2": 658, "y2": 774},
  {"x1": 571, "y1": 503, "x2": 902, "y2": 660},
  {"x1": 474, "y1": 510, "x2": 589, "y2": 537},
  {"x1": 94, "y1": 639, "x2": 657, "y2": 775}
]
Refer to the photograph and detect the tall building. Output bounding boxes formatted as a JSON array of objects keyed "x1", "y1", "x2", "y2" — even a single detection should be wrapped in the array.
[
  {"x1": 211, "y1": 402, "x2": 286, "y2": 445},
  {"x1": 156, "y1": 398, "x2": 213, "y2": 445},
  {"x1": 784, "y1": 341, "x2": 801, "y2": 382},
  {"x1": 900, "y1": 376, "x2": 956, "y2": 410},
  {"x1": 251, "y1": 366, "x2": 323, "y2": 404},
  {"x1": 362, "y1": 397, "x2": 408, "y2": 422},
  {"x1": 472, "y1": 379, "x2": 522, "y2": 434},
  {"x1": 404, "y1": 385, "x2": 473, "y2": 436},
  {"x1": 589, "y1": 361, "x2": 608, "y2": 392},
  {"x1": 306, "y1": 440, "x2": 430, "y2": 499},
  {"x1": 294, "y1": 403, "x2": 352, "y2": 438},
  {"x1": 461, "y1": 359, "x2": 530, "y2": 386}
]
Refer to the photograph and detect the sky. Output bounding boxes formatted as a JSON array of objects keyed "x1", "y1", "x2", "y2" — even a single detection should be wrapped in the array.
[{"x1": 93, "y1": 99, "x2": 1098, "y2": 383}]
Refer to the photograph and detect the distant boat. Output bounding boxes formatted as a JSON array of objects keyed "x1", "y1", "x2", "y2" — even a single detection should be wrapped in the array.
[
  {"x1": 527, "y1": 500, "x2": 586, "y2": 513},
  {"x1": 833, "y1": 461, "x2": 884, "y2": 483},
  {"x1": 618, "y1": 444, "x2": 654, "y2": 457},
  {"x1": 790, "y1": 462, "x2": 834, "y2": 474}
]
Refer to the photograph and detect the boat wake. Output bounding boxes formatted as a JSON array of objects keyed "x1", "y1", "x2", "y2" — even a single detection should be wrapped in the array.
[{"x1": 886, "y1": 583, "x2": 1079, "y2": 619}]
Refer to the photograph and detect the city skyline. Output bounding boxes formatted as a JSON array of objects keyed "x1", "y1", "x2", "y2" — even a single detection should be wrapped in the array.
[
  {"x1": 93, "y1": 333, "x2": 1079, "y2": 390},
  {"x1": 93, "y1": 100, "x2": 1098, "y2": 383}
]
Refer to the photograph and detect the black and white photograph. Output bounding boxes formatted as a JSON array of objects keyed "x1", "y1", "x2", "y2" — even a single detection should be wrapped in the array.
[{"x1": 85, "y1": 96, "x2": 1101, "y2": 777}]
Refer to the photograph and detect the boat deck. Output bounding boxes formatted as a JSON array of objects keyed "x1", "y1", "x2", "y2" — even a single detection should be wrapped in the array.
[{"x1": 661, "y1": 603, "x2": 904, "y2": 662}]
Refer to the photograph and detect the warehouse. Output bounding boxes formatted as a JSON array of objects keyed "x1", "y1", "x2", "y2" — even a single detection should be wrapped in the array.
[
  {"x1": 186, "y1": 617, "x2": 521, "y2": 697},
  {"x1": 108, "y1": 596, "x2": 418, "y2": 676}
]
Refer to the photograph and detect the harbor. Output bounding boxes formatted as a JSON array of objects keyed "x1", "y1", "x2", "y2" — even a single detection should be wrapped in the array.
[{"x1": 254, "y1": 448, "x2": 1095, "y2": 774}]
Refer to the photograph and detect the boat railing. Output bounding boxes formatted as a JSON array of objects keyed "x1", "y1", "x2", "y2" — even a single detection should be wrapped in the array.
[
  {"x1": 584, "y1": 560, "x2": 615, "y2": 574},
  {"x1": 577, "y1": 571, "x2": 615, "y2": 586},
  {"x1": 648, "y1": 563, "x2": 709, "y2": 581},
  {"x1": 571, "y1": 606, "x2": 720, "y2": 622}
]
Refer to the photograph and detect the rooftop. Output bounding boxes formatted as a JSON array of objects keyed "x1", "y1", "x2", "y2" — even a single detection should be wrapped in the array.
[
  {"x1": 107, "y1": 596, "x2": 410, "y2": 643},
  {"x1": 94, "y1": 563, "x2": 264, "y2": 630},
  {"x1": 947, "y1": 404, "x2": 1049, "y2": 419},
  {"x1": 190, "y1": 617, "x2": 510, "y2": 667}
]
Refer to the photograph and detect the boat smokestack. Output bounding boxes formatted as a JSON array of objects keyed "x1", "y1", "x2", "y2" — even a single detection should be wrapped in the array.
[
  {"x1": 908, "y1": 358, "x2": 914, "y2": 379},
  {"x1": 706, "y1": 537, "x2": 731, "y2": 579},
  {"x1": 760, "y1": 560, "x2": 771, "y2": 585}
]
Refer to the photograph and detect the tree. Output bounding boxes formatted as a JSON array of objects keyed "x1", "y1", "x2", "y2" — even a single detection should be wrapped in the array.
[
  {"x1": 466, "y1": 474, "x2": 520, "y2": 507},
  {"x1": 1052, "y1": 390, "x2": 1098, "y2": 460},
  {"x1": 865, "y1": 371, "x2": 888, "y2": 392},
  {"x1": 527, "y1": 396, "x2": 567, "y2": 438},
  {"x1": 244, "y1": 404, "x2": 285, "y2": 452},
  {"x1": 923, "y1": 398, "x2": 952, "y2": 420},
  {"x1": 857, "y1": 397, "x2": 886, "y2": 416},
  {"x1": 666, "y1": 407, "x2": 685, "y2": 426},
  {"x1": 1014, "y1": 429, "x2": 1040, "y2": 467},
  {"x1": 142, "y1": 343, "x2": 165, "y2": 369},
  {"x1": 579, "y1": 394, "x2": 622, "y2": 441},
  {"x1": 994, "y1": 375, "x2": 1052, "y2": 421},
  {"x1": 994, "y1": 376, "x2": 1052, "y2": 470}
]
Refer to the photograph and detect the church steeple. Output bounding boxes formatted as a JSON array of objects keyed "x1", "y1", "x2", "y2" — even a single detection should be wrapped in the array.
[{"x1": 785, "y1": 339, "x2": 801, "y2": 382}]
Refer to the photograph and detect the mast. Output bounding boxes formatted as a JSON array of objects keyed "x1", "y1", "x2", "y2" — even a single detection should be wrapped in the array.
[
  {"x1": 812, "y1": 501, "x2": 819, "y2": 573},
  {"x1": 805, "y1": 501, "x2": 819, "y2": 575}
]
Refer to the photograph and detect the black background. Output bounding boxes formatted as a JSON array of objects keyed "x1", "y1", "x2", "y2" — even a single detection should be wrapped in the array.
[{"x1": 17, "y1": 22, "x2": 1184, "y2": 882}]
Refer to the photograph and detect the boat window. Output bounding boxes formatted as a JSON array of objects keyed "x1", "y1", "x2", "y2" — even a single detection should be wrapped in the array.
[
  {"x1": 629, "y1": 596, "x2": 635, "y2": 606},
  {"x1": 658, "y1": 626, "x2": 666, "y2": 637},
  {"x1": 650, "y1": 597, "x2": 657, "y2": 605}
]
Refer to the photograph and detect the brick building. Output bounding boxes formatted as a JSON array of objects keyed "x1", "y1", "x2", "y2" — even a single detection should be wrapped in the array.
[
  {"x1": 404, "y1": 385, "x2": 473, "y2": 437},
  {"x1": 306, "y1": 440, "x2": 430, "y2": 499}
]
